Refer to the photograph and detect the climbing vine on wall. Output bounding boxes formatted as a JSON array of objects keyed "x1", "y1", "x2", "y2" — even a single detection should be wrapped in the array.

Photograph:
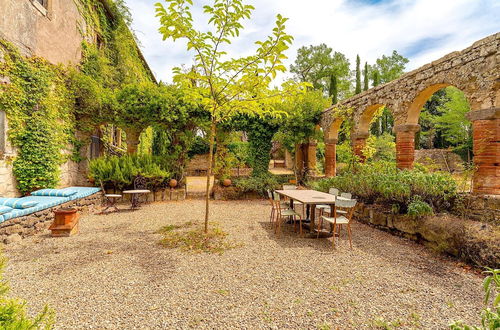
[
  {"x1": 0, "y1": 41, "x2": 76, "y2": 194},
  {"x1": 0, "y1": 0, "x2": 155, "y2": 194}
]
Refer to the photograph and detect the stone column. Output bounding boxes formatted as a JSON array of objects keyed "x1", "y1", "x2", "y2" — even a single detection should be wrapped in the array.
[
  {"x1": 467, "y1": 108, "x2": 500, "y2": 195},
  {"x1": 295, "y1": 143, "x2": 304, "y2": 174},
  {"x1": 394, "y1": 124, "x2": 420, "y2": 170},
  {"x1": 307, "y1": 141, "x2": 317, "y2": 174},
  {"x1": 352, "y1": 132, "x2": 369, "y2": 163},
  {"x1": 324, "y1": 138, "x2": 338, "y2": 177},
  {"x1": 124, "y1": 128, "x2": 142, "y2": 154}
]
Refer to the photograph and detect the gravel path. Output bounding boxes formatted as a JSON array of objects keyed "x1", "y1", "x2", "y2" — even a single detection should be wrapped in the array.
[{"x1": 4, "y1": 200, "x2": 484, "y2": 329}]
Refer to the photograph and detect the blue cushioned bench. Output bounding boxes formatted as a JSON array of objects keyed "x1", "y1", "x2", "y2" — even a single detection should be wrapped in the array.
[{"x1": 0, "y1": 187, "x2": 101, "y2": 223}]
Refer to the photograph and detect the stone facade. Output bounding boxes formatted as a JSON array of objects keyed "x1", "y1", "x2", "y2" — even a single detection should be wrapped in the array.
[
  {"x1": 321, "y1": 33, "x2": 500, "y2": 195},
  {"x1": 0, "y1": 192, "x2": 101, "y2": 244}
]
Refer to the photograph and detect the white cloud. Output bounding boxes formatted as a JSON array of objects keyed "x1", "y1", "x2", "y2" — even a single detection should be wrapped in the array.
[{"x1": 126, "y1": 0, "x2": 500, "y2": 83}]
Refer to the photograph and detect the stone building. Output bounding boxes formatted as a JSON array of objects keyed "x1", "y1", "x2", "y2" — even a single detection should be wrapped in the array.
[
  {"x1": 320, "y1": 33, "x2": 499, "y2": 195},
  {"x1": 0, "y1": 0, "x2": 155, "y2": 197}
]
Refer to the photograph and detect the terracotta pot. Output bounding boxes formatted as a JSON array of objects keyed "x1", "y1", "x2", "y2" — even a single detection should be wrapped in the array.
[
  {"x1": 88, "y1": 178, "x2": 95, "y2": 184},
  {"x1": 222, "y1": 179, "x2": 232, "y2": 187},
  {"x1": 53, "y1": 208, "x2": 78, "y2": 226},
  {"x1": 289, "y1": 179, "x2": 297, "y2": 184},
  {"x1": 169, "y1": 179, "x2": 178, "y2": 188}
]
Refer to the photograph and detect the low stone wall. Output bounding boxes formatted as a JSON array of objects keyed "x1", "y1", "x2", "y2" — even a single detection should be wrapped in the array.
[
  {"x1": 415, "y1": 148, "x2": 464, "y2": 172},
  {"x1": 452, "y1": 194, "x2": 499, "y2": 225},
  {"x1": 355, "y1": 203, "x2": 500, "y2": 268},
  {"x1": 0, "y1": 193, "x2": 101, "y2": 244}
]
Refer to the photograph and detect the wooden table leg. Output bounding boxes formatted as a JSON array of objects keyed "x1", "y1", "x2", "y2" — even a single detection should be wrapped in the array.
[{"x1": 309, "y1": 205, "x2": 316, "y2": 233}]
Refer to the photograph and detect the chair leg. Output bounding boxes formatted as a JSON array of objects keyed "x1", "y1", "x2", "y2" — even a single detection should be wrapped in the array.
[
  {"x1": 332, "y1": 224, "x2": 337, "y2": 249},
  {"x1": 316, "y1": 217, "x2": 323, "y2": 238},
  {"x1": 348, "y1": 224, "x2": 352, "y2": 249}
]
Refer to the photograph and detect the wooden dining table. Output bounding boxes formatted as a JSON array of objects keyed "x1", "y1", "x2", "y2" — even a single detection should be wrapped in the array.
[{"x1": 275, "y1": 189, "x2": 338, "y2": 237}]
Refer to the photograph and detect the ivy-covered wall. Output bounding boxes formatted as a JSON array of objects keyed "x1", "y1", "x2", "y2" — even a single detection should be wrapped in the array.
[{"x1": 0, "y1": 0, "x2": 155, "y2": 196}]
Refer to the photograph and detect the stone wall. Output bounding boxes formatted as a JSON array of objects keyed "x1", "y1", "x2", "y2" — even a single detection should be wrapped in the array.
[
  {"x1": 414, "y1": 148, "x2": 464, "y2": 172},
  {"x1": 0, "y1": 0, "x2": 84, "y2": 64},
  {"x1": 355, "y1": 202, "x2": 499, "y2": 268},
  {"x1": 452, "y1": 194, "x2": 500, "y2": 225},
  {"x1": 0, "y1": 192, "x2": 101, "y2": 244}
]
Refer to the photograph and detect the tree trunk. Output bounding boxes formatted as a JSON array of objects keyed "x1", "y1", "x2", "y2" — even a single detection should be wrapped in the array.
[{"x1": 204, "y1": 119, "x2": 217, "y2": 233}]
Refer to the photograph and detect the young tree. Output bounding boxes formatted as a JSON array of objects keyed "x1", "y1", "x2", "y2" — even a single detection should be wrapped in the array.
[
  {"x1": 290, "y1": 44, "x2": 350, "y2": 97},
  {"x1": 329, "y1": 74, "x2": 338, "y2": 105},
  {"x1": 355, "y1": 55, "x2": 361, "y2": 94},
  {"x1": 363, "y1": 62, "x2": 369, "y2": 91},
  {"x1": 156, "y1": 0, "x2": 294, "y2": 232},
  {"x1": 371, "y1": 50, "x2": 409, "y2": 84}
]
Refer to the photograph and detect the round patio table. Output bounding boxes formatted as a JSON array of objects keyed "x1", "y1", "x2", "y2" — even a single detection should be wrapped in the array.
[{"x1": 122, "y1": 189, "x2": 150, "y2": 209}]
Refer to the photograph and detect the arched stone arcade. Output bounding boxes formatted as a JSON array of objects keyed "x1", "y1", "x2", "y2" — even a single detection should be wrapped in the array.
[{"x1": 321, "y1": 32, "x2": 500, "y2": 195}]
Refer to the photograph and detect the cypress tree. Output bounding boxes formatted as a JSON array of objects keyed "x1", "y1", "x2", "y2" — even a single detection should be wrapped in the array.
[
  {"x1": 329, "y1": 74, "x2": 338, "y2": 105},
  {"x1": 372, "y1": 70, "x2": 380, "y2": 87},
  {"x1": 355, "y1": 55, "x2": 361, "y2": 94},
  {"x1": 363, "y1": 62, "x2": 369, "y2": 91}
]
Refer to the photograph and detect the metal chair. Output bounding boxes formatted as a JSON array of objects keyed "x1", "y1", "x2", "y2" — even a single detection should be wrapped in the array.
[
  {"x1": 317, "y1": 198, "x2": 357, "y2": 248},
  {"x1": 316, "y1": 188, "x2": 341, "y2": 217},
  {"x1": 99, "y1": 181, "x2": 122, "y2": 213},
  {"x1": 273, "y1": 192, "x2": 303, "y2": 238},
  {"x1": 282, "y1": 185, "x2": 304, "y2": 218},
  {"x1": 340, "y1": 192, "x2": 352, "y2": 199}
]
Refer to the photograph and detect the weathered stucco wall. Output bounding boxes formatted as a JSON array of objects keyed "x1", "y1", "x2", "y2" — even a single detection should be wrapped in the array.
[
  {"x1": 0, "y1": 0, "x2": 84, "y2": 64},
  {"x1": 0, "y1": 0, "x2": 88, "y2": 196}
]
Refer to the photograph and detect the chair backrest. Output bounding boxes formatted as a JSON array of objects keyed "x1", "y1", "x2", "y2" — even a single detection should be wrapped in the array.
[
  {"x1": 340, "y1": 192, "x2": 352, "y2": 199},
  {"x1": 134, "y1": 175, "x2": 148, "y2": 190},
  {"x1": 282, "y1": 185, "x2": 297, "y2": 190},
  {"x1": 267, "y1": 190, "x2": 274, "y2": 206},
  {"x1": 334, "y1": 198, "x2": 357, "y2": 222},
  {"x1": 329, "y1": 188, "x2": 340, "y2": 196}
]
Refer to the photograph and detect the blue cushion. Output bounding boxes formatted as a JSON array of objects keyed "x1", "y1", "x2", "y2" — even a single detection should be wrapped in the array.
[
  {"x1": 0, "y1": 198, "x2": 39, "y2": 209},
  {"x1": 65, "y1": 187, "x2": 101, "y2": 201},
  {"x1": 2, "y1": 196, "x2": 70, "y2": 221},
  {"x1": 0, "y1": 206, "x2": 13, "y2": 215},
  {"x1": 31, "y1": 188, "x2": 77, "y2": 197}
]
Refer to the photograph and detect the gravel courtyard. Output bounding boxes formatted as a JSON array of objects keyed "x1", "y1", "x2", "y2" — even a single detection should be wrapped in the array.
[{"x1": 4, "y1": 200, "x2": 484, "y2": 329}]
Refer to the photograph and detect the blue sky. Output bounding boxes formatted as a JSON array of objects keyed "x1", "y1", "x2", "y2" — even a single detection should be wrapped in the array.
[{"x1": 125, "y1": 0, "x2": 500, "y2": 83}]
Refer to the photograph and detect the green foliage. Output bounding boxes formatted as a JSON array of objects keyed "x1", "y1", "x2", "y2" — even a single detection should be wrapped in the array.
[
  {"x1": 407, "y1": 196, "x2": 433, "y2": 217},
  {"x1": 290, "y1": 44, "x2": 351, "y2": 98},
  {"x1": 159, "y1": 222, "x2": 240, "y2": 254},
  {"x1": 363, "y1": 62, "x2": 369, "y2": 91},
  {"x1": 0, "y1": 41, "x2": 77, "y2": 194},
  {"x1": 116, "y1": 83, "x2": 163, "y2": 130},
  {"x1": 369, "y1": 50, "x2": 409, "y2": 85},
  {"x1": 328, "y1": 75, "x2": 338, "y2": 104},
  {"x1": 366, "y1": 133, "x2": 396, "y2": 162},
  {"x1": 188, "y1": 136, "x2": 210, "y2": 157},
  {"x1": 355, "y1": 55, "x2": 361, "y2": 94},
  {"x1": 234, "y1": 174, "x2": 280, "y2": 196},
  {"x1": 88, "y1": 154, "x2": 170, "y2": 189},
  {"x1": 450, "y1": 268, "x2": 500, "y2": 330},
  {"x1": 311, "y1": 161, "x2": 457, "y2": 215},
  {"x1": 418, "y1": 87, "x2": 472, "y2": 161},
  {"x1": 0, "y1": 254, "x2": 54, "y2": 329}
]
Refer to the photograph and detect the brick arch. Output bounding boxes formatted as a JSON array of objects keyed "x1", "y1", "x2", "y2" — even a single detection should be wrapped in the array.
[{"x1": 321, "y1": 32, "x2": 499, "y2": 194}]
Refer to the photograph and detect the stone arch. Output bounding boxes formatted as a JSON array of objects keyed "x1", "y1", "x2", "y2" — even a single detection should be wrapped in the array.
[{"x1": 351, "y1": 103, "x2": 389, "y2": 162}]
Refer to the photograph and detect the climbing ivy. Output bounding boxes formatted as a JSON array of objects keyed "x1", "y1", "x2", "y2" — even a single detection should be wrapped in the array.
[
  {"x1": 0, "y1": 41, "x2": 76, "y2": 194},
  {"x1": 0, "y1": 0, "x2": 155, "y2": 194}
]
